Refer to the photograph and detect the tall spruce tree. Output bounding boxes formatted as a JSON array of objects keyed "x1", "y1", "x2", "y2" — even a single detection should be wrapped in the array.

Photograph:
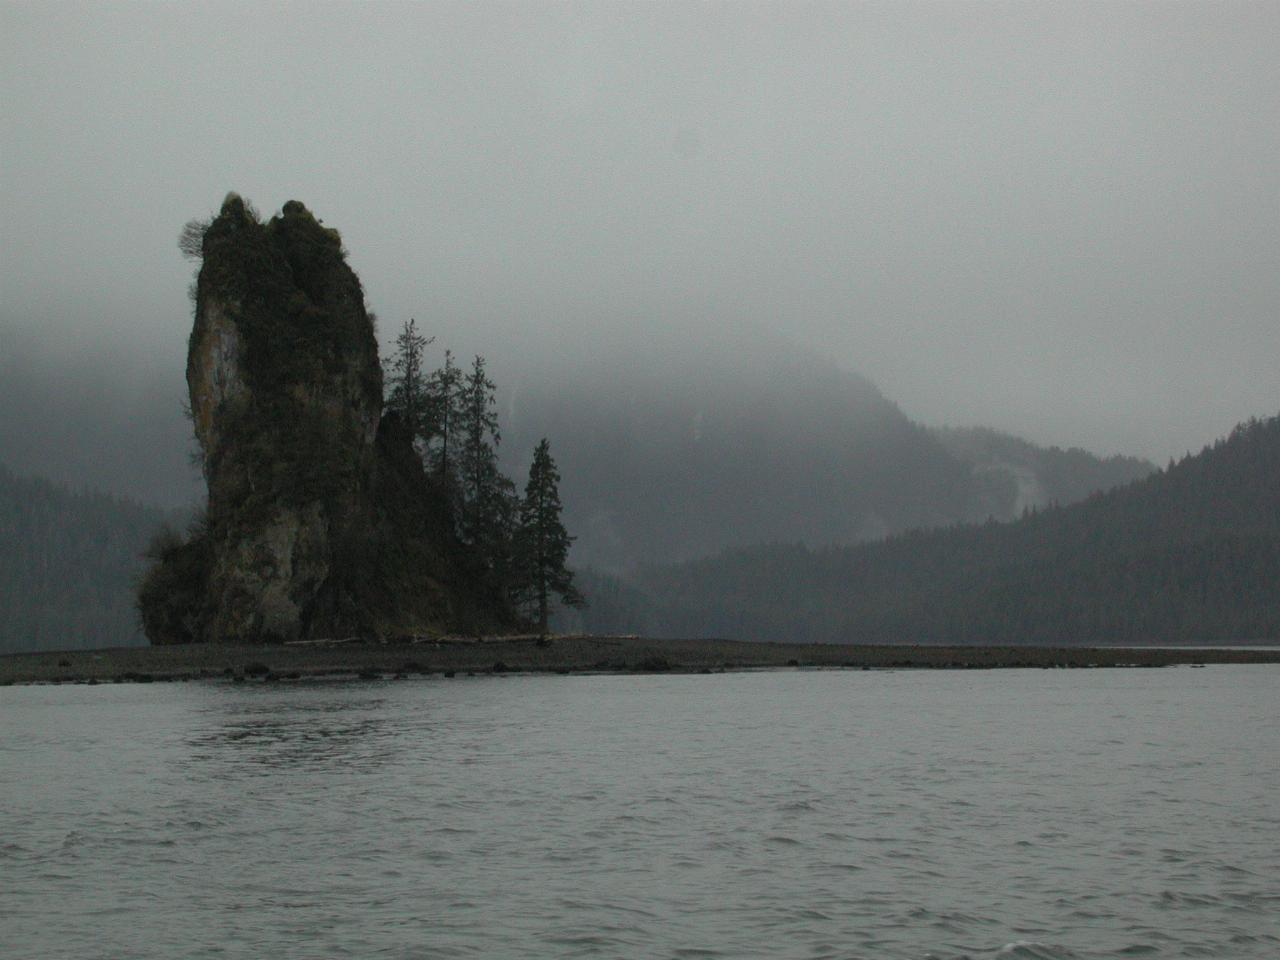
[
  {"x1": 426, "y1": 349, "x2": 463, "y2": 483},
  {"x1": 458, "y1": 355, "x2": 501, "y2": 516},
  {"x1": 383, "y1": 319, "x2": 433, "y2": 446},
  {"x1": 458, "y1": 355, "x2": 516, "y2": 550},
  {"x1": 517, "y1": 439, "x2": 584, "y2": 633}
]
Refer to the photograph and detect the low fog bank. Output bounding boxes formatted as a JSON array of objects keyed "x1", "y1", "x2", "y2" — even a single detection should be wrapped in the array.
[
  {"x1": 2, "y1": 319, "x2": 1159, "y2": 572},
  {"x1": 0, "y1": 329, "x2": 199, "y2": 510}
]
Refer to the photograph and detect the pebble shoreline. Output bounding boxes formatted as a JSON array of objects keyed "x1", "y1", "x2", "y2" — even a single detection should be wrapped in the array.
[{"x1": 2, "y1": 636, "x2": 1278, "y2": 685}]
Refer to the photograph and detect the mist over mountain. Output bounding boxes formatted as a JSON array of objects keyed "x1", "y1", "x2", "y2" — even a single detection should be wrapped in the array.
[
  {"x1": 934, "y1": 426, "x2": 1154, "y2": 517},
  {"x1": 2, "y1": 319, "x2": 1154, "y2": 579},
  {"x1": 0, "y1": 334, "x2": 198, "y2": 510},
  {"x1": 501, "y1": 328, "x2": 1155, "y2": 570},
  {"x1": 573, "y1": 415, "x2": 1280, "y2": 645}
]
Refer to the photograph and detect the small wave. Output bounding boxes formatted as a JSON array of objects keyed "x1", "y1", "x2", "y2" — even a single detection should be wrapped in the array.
[
  {"x1": 1212, "y1": 860, "x2": 1254, "y2": 876},
  {"x1": 778, "y1": 799, "x2": 817, "y2": 812},
  {"x1": 924, "y1": 909, "x2": 996, "y2": 934},
  {"x1": 995, "y1": 941, "x2": 1078, "y2": 959},
  {"x1": 1225, "y1": 890, "x2": 1280, "y2": 909},
  {"x1": 541, "y1": 933, "x2": 612, "y2": 948},
  {"x1": 1065, "y1": 909, "x2": 1112, "y2": 921},
  {"x1": 613, "y1": 813, "x2": 664, "y2": 825},
  {"x1": 1230, "y1": 932, "x2": 1280, "y2": 945},
  {"x1": 792, "y1": 908, "x2": 833, "y2": 921},
  {"x1": 60, "y1": 830, "x2": 88, "y2": 851},
  {"x1": 1158, "y1": 890, "x2": 1222, "y2": 908}
]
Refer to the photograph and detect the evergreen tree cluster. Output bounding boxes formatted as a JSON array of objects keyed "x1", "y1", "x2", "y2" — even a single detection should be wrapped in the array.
[{"x1": 382, "y1": 320, "x2": 583, "y2": 631}]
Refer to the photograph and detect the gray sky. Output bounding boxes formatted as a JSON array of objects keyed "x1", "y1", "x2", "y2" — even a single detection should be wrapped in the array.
[{"x1": 2, "y1": 1, "x2": 1277, "y2": 462}]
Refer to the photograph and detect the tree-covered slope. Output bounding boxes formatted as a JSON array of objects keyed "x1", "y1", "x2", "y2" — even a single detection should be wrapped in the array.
[
  {"x1": 582, "y1": 415, "x2": 1280, "y2": 645},
  {"x1": 0, "y1": 464, "x2": 165, "y2": 652}
]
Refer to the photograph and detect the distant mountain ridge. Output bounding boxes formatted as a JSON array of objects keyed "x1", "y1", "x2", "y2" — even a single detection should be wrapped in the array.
[
  {"x1": 504, "y1": 332, "x2": 1156, "y2": 570},
  {"x1": 572, "y1": 414, "x2": 1280, "y2": 645},
  {"x1": 934, "y1": 425, "x2": 1154, "y2": 515}
]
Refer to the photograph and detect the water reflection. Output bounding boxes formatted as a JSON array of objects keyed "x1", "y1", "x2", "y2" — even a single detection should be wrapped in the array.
[{"x1": 183, "y1": 682, "x2": 400, "y2": 775}]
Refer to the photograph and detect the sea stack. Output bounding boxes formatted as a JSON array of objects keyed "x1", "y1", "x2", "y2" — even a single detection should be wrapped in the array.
[{"x1": 139, "y1": 195, "x2": 506, "y2": 643}]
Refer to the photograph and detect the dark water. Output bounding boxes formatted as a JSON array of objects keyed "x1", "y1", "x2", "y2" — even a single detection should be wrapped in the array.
[{"x1": 2, "y1": 667, "x2": 1277, "y2": 959}]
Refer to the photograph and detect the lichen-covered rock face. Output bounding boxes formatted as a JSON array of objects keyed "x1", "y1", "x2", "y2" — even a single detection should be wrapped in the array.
[{"x1": 139, "y1": 195, "x2": 513, "y2": 644}]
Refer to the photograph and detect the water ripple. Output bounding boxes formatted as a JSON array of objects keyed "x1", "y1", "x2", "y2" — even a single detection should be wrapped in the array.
[{"x1": 1, "y1": 667, "x2": 1278, "y2": 959}]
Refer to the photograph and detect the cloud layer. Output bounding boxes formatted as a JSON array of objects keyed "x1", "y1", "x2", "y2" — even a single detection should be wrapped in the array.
[{"x1": 3, "y1": 2, "x2": 1277, "y2": 463}]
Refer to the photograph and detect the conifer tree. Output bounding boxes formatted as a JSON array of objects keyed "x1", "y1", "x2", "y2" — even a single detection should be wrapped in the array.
[
  {"x1": 516, "y1": 439, "x2": 584, "y2": 633},
  {"x1": 426, "y1": 349, "x2": 463, "y2": 483},
  {"x1": 383, "y1": 319, "x2": 433, "y2": 447},
  {"x1": 457, "y1": 355, "x2": 516, "y2": 551},
  {"x1": 458, "y1": 355, "x2": 501, "y2": 517}
]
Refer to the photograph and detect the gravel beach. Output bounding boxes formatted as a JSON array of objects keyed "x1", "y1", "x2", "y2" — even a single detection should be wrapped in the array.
[{"x1": 3, "y1": 636, "x2": 1278, "y2": 685}]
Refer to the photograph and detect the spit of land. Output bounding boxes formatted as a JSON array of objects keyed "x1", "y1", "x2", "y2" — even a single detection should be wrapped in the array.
[{"x1": 2, "y1": 636, "x2": 1278, "y2": 685}]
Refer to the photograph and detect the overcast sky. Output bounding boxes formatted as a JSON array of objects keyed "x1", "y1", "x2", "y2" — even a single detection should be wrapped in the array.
[{"x1": 2, "y1": 1, "x2": 1277, "y2": 462}]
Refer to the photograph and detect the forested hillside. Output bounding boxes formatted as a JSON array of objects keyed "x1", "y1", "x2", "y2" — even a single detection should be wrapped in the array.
[
  {"x1": 1, "y1": 464, "x2": 166, "y2": 652},
  {"x1": 574, "y1": 415, "x2": 1280, "y2": 645}
]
